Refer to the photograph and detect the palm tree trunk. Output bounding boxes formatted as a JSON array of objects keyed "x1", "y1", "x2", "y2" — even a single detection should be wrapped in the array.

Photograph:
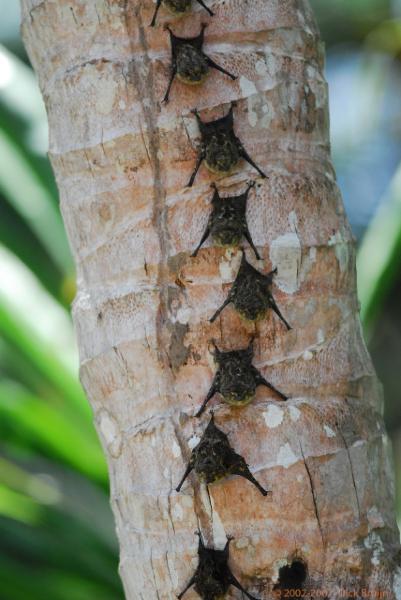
[{"x1": 21, "y1": 0, "x2": 401, "y2": 597}]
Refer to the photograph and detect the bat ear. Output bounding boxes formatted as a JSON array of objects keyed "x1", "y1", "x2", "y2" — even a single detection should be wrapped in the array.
[
  {"x1": 208, "y1": 339, "x2": 220, "y2": 357},
  {"x1": 224, "y1": 535, "x2": 234, "y2": 555},
  {"x1": 206, "y1": 412, "x2": 217, "y2": 433},
  {"x1": 226, "y1": 103, "x2": 235, "y2": 125},
  {"x1": 194, "y1": 530, "x2": 205, "y2": 551},
  {"x1": 211, "y1": 183, "x2": 220, "y2": 202},
  {"x1": 193, "y1": 24, "x2": 207, "y2": 48}
]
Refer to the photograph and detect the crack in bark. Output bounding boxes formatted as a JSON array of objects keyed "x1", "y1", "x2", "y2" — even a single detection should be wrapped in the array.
[
  {"x1": 70, "y1": 6, "x2": 78, "y2": 26},
  {"x1": 94, "y1": 3, "x2": 101, "y2": 24},
  {"x1": 299, "y1": 443, "x2": 325, "y2": 551},
  {"x1": 167, "y1": 493, "x2": 176, "y2": 536},
  {"x1": 205, "y1": 484, "x2": 214, "y2": 539},
  {"x1": 164, "y1": 551, "x2": 175, "y2": 595},
  {"x1": 112, "y1": 344, "x2": 133, "y2": 389},
  {"x1": 123, "y1": 2, "x2": 174, "y2": 373},
  {"x1": 28, "y1": 1, "x2": 45, "y2": 21},
  {"x1": 338, "y1": 429, "x2": 362, "y2": 520},
  {"x1": 139, "y1": 122, "x2": 152, "y2": 166}
]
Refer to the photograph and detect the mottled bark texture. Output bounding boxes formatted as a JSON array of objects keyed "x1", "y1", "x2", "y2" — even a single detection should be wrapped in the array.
[{"x1": 21, "y1": 0, "x2": 401, "y2": 598}]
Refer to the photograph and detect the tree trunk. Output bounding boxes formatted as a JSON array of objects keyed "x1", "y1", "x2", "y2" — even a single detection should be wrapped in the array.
[{"x1": 21, "y1": 0, "x2": 401, "y2": 597}]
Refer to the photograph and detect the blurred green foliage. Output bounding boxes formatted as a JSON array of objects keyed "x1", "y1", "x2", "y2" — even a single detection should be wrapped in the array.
[
  {"x1": 0, "y1": 39, "x2": 123, "y2": 600},
  {"x1": 1, "y1": 1, "x2": 401, "y2": 598}
]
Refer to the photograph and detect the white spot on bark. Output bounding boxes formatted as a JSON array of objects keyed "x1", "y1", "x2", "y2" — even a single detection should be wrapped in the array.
[
  {"x1": 289, "y1": 406, "x2": 301, "y2": 422},
  {"x1": 219, "y1": 260, "x2": 233, "y2": 280},
  {"x1": 270, "y1": 232, "x2": 301, "y2": 294},
  {"x1": 324, "y1": 425, "x2": 336, "y2": 438},
  {"x1": 184, "y1": 114, "x2": 200, "y2": 140},
  {"x1": 246, "y1": 94, "x2": 273, "y2": 129},
  {"x1": 98, "y1": 410, "x2": 122, "y2": 458},
  {"x1": 172, "y1": 441, "x2": 181, "y2": 458},
  {"x1": 328, "y1": 231, "x2": 349, "y2": 272},
  {"x1": 188, "y1": 435, "x2": 200, "y2": 450},
  {"x1": 263, "y1": 405, "x2": 284, "y2": 428},
  {"x1": 303, "y1": 350, "x2": 313, "y2": 361},
  {"x1": 367, "y1": 506, "x2": 385, "y2": 530},
  {"x1": 364, "y1": 531, "x2": 384, "y2": 567},
  {"x1": 335, "y1": 244, "x2": 349, "y2": 273},
  {"x1": 317, "y1": 329, "x2": 325, "y2": 344},
  {"x1": 255, "y1": 60, "x2": 267, "y2": 76},
  {"x1": 328, "y1": 232, "x2": 341, "y2": 246},
  {"x1": 393, "y1": 567, "x2": 401, "y2": 600},
  {"x1": 352, "y1": 440, "x2": 365, "y2": 448},
  {"x1": 210, "y1": 495, "x2": 227, "y2": 548},
  {"x1": 272, "y1": 558, "x2": 289, "y2": 582},
  {"x1": 240, "y1": 76, "x2": 257, "y2": 98},
  {"x1": 199, "y1": 483, "x2": 212, "y2": 520},
  {"x1": 172, "y1": 502, "x2": 184, "y2": 521},
  {"x1": 163, "y1": 468, "x2": 169, "y2": 479},
  {"x1": 175, "y1": 306, "x2": 191, "y2": 325},
  {"x1": 236, "y1": 537, "x2": 249, "y2": 549},
  {"x1": 219, "y1": 250, "x2": 241, "y2": 281},
  {"x1": 288, "y1": 211, "x2": 298, "y2": 231},
  {"x1": 276, "y1": 443, "x2": 298, "y2": 469}
]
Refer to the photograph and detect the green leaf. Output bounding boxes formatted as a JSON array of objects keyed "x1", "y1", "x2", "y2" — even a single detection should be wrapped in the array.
[
  {"x1": 0, "y1": 195, "x2": 65, "y2": 302},
  {"x1": 357, "y1": 163, "x2": 401, "y2": 338},
  {"x1": 0, "y1": 245, "x2": 91, "y2": 425},
  {"x1": 0, "y1": 381, "x2": 107, "y2": 484},
  {"x1": 0, "y1": 45, "x2": 72, "y2": 275},
  {"x1": 0, "y1": 128, "x2": 72, "y2": 275},
  {"x1": 0, "y1": 484, "x2": 43, "y2": 524},
  {"x1": 0, "y1": 557, "x2": 121, "y2": 600}
]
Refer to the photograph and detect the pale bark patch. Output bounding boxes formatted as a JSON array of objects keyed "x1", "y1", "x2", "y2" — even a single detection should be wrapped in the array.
[
  {"x1": 289, "y1": 405, "x2": 301, "y2": 422},
  {"x1": 270, "y1": 232, "x2": 302, "y2": 293},
  {"x1": 98, "y1": 409, "x2": 122, "y2": 458},
  {"x1": 263, "y1": 405, "x2": 284, "y2": 429},
  {"x1": 394, "y1": 567, "x2": 401, "y2": 599},
  {"x1": 324, "y1": 425, "x2": 336, "y2": 438},
  {"x1": 276, "y1": 443, "x2": 298, "y2": 469}
]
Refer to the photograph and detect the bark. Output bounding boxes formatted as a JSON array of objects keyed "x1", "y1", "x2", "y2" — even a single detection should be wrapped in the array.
[{"x1": 21, "y1": 0, "x2": 401, "y2": 598}]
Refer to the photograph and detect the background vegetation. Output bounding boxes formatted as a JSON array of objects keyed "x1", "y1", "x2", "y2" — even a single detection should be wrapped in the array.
[{"x1": 1, "y1": 0, "x2": 401, "y2": 598}]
